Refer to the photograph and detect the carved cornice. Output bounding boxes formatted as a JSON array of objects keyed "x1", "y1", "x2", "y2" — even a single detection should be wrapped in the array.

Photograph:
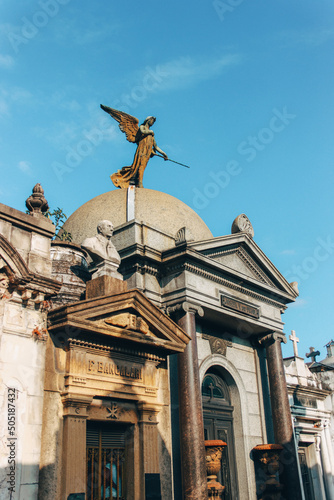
[
  {"x1": 67, "y1": 338, "x2": 166, "y2": 363},
  {"x1": 287, "y1": 384, "x2": 331, "y2": 400},
  {"x1": 48, "y1": 289, "x2": 190, "y2": 354},
  {"x1": 202, "y1": 247, "x2": 237, "y2": 259},
  {"x1": 166, "y1": 261, "x2": 287, "y2": 310},
  {"x1": 120, "y1": 262, "x2": 160, "y2": 278}
]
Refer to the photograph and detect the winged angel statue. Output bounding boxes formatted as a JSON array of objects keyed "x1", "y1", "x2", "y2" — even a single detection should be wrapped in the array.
[{"x1": 101, "y1": 104, "x2": 168, "y2": 188}]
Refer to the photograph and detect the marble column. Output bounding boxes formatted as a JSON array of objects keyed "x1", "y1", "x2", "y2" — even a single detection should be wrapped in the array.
[
  {"x1": 260, "y1": 332, "x2": 303, "y2": 500},
  {"x1": 175, "y1": 302, "x2": 208, "y2": 500}
]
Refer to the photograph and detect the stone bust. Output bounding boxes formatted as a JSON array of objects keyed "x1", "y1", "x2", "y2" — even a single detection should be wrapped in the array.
[{"x1": 81, "y1": 220, "x2": 121, "y2": 265}]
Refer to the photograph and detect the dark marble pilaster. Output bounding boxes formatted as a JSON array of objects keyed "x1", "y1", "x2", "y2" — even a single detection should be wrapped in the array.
[
  {"x1": 174, "y1": 302, "x2": 208, "y2": 500},
  {"x1": 260, "y1": 332, "x2": 302, "y2": 500},
  {"x1": 61, "y1": 394, "x2": 92, "y2": 499}
]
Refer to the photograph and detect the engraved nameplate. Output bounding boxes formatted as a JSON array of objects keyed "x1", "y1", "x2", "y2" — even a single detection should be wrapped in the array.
[
  {"x1": 87, "y1": 358, "x2": 142, "y2": 380},
  {"x1": 221, "y1": 295, "x2": 259, "y2": 319}
]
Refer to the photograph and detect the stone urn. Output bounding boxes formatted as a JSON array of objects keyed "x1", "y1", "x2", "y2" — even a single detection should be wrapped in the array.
[
  {"x1": 204, "y1": 440, "x2": 227, "y2": 499},
  {"x1": 252, "y1": 444, "x2": 283, "y2": 500}
]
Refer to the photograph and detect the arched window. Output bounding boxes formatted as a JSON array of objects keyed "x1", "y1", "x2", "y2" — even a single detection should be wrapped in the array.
[{"x1": 202, "y1": 371, "x2": 230, "y2": 404}]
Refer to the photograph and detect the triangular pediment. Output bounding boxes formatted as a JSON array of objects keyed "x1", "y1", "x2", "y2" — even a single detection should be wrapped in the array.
[
  {"x1": 189, "y1": 234, "x2": 298, "y2": 298},
  {"x1": 48, "y1": 289, "x2": 190, "y2": 354}
]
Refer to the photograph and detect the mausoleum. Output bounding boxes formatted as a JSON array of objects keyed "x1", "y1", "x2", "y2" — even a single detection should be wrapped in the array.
[{"x1": 1, "y1": 183, "x2": 332, "y2": 500}]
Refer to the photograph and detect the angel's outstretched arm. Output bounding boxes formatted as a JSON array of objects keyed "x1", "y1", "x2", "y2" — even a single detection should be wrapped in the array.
[{"x1": 153, "y1": 139, "x2": 168, "y2": 160}]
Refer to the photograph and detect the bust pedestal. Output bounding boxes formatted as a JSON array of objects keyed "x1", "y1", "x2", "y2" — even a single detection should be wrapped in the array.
[
  {"x1": 86, "y1": 275, "x2": 127, "y2": 299},
  {"x1": 90, "y1": 260, "x2": 123, "y2": 280}
]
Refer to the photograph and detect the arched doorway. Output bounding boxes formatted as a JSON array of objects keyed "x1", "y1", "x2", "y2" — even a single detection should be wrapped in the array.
[{"x1": 202, "y1": 368, "x2": 239, "y2": 500}]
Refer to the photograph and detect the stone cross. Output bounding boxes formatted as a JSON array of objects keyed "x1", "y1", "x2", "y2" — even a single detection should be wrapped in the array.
[
  {"x1": 208, "y1": 382, "x2": 215, "y2": 399},
  {"x1": 289, "y1": 330, "x2": 299, "y2": 357},
  {"x1": 305, "y1": 346, "x2": 320, "y2": 363}
]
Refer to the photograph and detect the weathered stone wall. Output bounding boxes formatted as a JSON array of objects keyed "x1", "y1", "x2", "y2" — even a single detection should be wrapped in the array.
[{"x1": 0, "y1": 203, "x2": 58, "y2": 500}]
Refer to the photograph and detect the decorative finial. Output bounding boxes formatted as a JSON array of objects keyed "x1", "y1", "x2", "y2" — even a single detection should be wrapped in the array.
[
  {"x1": 231, "y1": 214, "x2": 254, "y2": 238},
  {"x1": 289, "y1": 330, "x2": 299, "y2": 357},
  {"x1": 305, "y1": 346, "x2": 320, "y2": 363},
  {"x1": 25, "y1": 183, "x2": 49, "y2": 217}
]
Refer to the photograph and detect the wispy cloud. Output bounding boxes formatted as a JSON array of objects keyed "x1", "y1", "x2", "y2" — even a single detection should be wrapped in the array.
[
  {"x1": 289, "y1": 298, "x2": 307, "y2": 309},
  {"x1": 279, "y1": 29, "x2": 334, "y2": 48},
  {"x1": 281, "y1": 249, "x2": 296, "y2": 255},
  {"x1": 18, "y1": 160, "x2": 32, "y2": 175},
  {"x1": 0, "y1": 98, "x2": 9, "y2": 117},
  {"x1": 42, "y1": 53, "x2": 240, "y2": 150},
  {"x1": 34, "y1": 120, "x2": 84, "y2": 149},
  {"x1": 33, "y1": 100, "x2": 119, "y2": 150},
  {"x1": 0, "y1": 86, "x2": 32, "y2": 118},
  {"x1": 49, "y1": 90, "x2": 82, "y2": 112},
  {"x1": 53, "y1": 17, "x2": 120, "y2": 46},
  {"x1": 0, "y1": 54, "x2": 14, "y2": 69},
  {"x1": 146, "y1": 54, "x2": 241, "y2": 92}
]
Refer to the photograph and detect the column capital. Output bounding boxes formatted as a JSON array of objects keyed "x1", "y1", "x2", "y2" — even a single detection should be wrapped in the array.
[
  {"x1": 137, "y1": 401, "x2": 163, "y2": 424},
  {"x1": 259, "y1": 331, "x2": 287, "y2": 347},
  {"x1": 167, "y1": 301, "x2": 204, "y2": 317},
  {"x1": 61, "y1": 392, "x2": 93, "y2": 418}
]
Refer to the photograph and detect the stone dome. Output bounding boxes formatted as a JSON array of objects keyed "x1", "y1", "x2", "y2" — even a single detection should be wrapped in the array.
[{"x1": 62, "y1": 188, "x2": 213, "y2": 245}]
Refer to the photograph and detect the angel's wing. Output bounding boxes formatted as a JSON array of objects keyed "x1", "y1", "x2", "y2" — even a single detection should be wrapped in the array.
[{"x1": 100, "y1": 104, "x2": 139, "y2": 143}]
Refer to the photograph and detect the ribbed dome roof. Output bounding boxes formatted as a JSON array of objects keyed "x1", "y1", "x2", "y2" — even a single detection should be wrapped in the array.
[{"x1": 62, "y1": 188, "x2": 213, "y2": 245}]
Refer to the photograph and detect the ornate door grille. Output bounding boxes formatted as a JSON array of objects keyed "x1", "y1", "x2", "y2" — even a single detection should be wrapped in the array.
[{"x1": 86, "y1": 422, "x2": 126, "y2": 500}]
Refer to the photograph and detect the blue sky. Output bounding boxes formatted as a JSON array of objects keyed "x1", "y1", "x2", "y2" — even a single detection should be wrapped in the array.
[{"x1": 1, "y1": 1, "x2": 333, "y2": 360}]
